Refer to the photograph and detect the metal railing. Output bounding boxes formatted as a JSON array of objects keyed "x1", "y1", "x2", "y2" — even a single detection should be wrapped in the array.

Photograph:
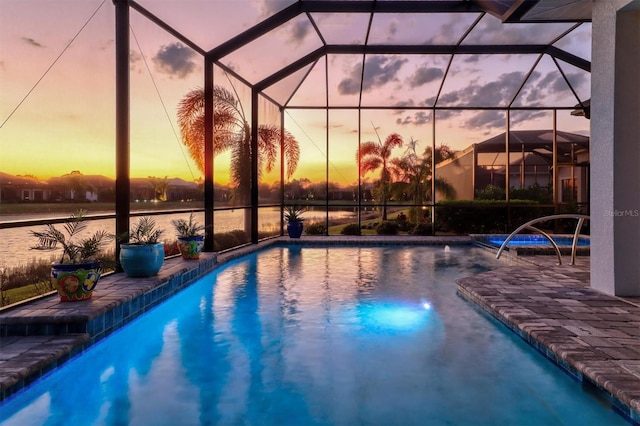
[{"x1": 496, "y1": 214, "x2": 590, "y2": 265}]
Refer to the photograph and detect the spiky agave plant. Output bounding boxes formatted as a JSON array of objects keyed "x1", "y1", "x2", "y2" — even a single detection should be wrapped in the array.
[
  {"x1": 283, "y1": 205, "x2": 306, "y2": 223},
  {"x1": 30, "y1": 209, "x2": 113, "y2": 264},
  {"x1": 122, "y1": 216, "x2": 165, "y2": 244},
  {"x1": 171, "y1": 213, "x2": 206, "y2": 238}
]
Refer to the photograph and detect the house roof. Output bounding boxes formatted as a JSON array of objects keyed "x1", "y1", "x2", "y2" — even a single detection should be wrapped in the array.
[
  {"x1": 473, "y1": 129, "x2": 589, "y2": 154},
  {"x1": 508, "y1": 151, "x2": 554, "y2": 167},
  {"x1": 0, "y1": 172, "x2": 48, "y2": 186},
  {"x1": 474, "y1": 0, "x2": 591, "y2": 23}
]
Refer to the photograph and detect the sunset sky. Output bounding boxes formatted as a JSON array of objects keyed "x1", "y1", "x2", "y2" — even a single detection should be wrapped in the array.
[{"x1": 0, "y1": 0, "x2": 591, "y2": 186}]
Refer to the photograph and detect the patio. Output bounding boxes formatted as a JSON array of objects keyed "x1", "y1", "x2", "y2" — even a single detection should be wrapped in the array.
[{"x1": 458, "y1": 253, "x2": 640, "y2": 424}]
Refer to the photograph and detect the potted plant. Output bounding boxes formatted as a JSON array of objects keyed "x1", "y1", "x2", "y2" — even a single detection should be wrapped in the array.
[
  {"x1": 284, "y1": 205, "x2": 305, "y2": 238},
  {"x1": 119, "y1": 216, "x2": 165, "y2": 277},
  {"x1": 30, "y1": 209, "x2": 113, "y2": 302},
  {"x1": 171, "y1": 213, "x2": 206, "y2": 260}
]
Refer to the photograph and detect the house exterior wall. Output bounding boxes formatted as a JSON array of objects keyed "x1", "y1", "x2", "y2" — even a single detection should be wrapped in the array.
[
  {"x1": 591, "y1": 0, "x2": 640, "y2": 296},
  {"x1": 509, "y1": 168, "x2": 551, "y2": 190},
  {"x1": 0, "y1": 185, "x2": 50, "y2": 202},
  {"x1": 435, "y1": 148, "x2": 475, "y2": 200},
  {"x1": 437, "y1": 140, "x2": 586, "y2": 204},
  {"x1": 557, "y1": 167, "x2": 577, "y2": 204}
]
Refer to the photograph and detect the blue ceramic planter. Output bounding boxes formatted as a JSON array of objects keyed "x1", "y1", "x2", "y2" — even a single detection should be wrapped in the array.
[
  {"x1": 287, "y1": 221, "x2": 304, "y2": 238},
  {"x1": 119, "y1": 243, "x2": 165, "y2": 277}
]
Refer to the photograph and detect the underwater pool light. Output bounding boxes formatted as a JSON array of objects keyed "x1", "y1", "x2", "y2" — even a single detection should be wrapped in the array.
[
  {"x1": 372, "y1": 306, "x2": 423, "y2": 329},
  {"x1": 352, "y1": 301, "x2": 436, "y2": 332}
]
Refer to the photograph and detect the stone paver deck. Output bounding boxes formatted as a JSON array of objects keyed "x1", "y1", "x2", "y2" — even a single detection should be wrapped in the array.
[
  {"x1": 1, "y1": 236, "x2": 638, "y2": 424},
  {"x1": 457, "y1": 254, "x2": 640, "y2": 424}
]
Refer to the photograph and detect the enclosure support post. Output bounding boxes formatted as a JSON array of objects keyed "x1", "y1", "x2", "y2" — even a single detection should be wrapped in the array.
[
  {"x1": 505, "y1": 111, "x2": 510, "y2": 203},
  {"x1": 552, "y1": 110, "x2": 558, "y2": 209},
  {"x1": 505, "y1": 111, "x2": 511, "y2": 231},
  {"x1": 114, "y1": 0, "x2": 130, "y2": 269},
  {"x1": 251, "y1": 88, "x2": 259, "y2": 244},
  {"x1": 431, "y1": 108, "x2": 437, "y2": 234},
  {"x1": 357, "y1": 110, "x2": 362, "y2": 231},
  {"x1": 204, "y1": 58, "x2": 214, "y2": 252},
  {"x1": 280, "y1": 107, "x2": 285, "y2": 236}
]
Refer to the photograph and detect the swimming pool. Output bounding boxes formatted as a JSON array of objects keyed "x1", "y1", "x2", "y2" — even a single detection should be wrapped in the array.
[
  {"x1": 0, "y1": 245, "x2": 625, "y2": 425},
  {"x1": 484, "y1": 234, "x2": 590, "y2": 248}
]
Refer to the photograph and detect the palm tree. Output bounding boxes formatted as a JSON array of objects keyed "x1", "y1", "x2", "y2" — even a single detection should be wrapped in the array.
[
  {"x1": 358, "y1": 132, "x2": 403, "y2": 220},
  {"x1": 63, "y1": 171, "x2": 93, "y2": 201},
  {"x1": 389, "y1": 139, "x2": 456, "y2": 222},
  {"x1": 148, "y1": 176, "x2": 170, "y2": 201},
  {"x1": 177, "y1": 86, "x2": 300, "y2": 230}
]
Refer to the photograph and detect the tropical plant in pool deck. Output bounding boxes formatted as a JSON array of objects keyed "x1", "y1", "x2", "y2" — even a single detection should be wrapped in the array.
[
  {"x1": 30, "y1": 209, "x2": 113, "y2": 302},
  {"x1": 177, "y1": 86, "x2": 300, "y2": 232},
  {"x1": 171, "y1": 213, "x2": 207, "y2": 260},
  {"x1": 283, "y1": 205, "x2": 305, "y2": 238},
  {"x1": 119, "y1": 216, "x2": 165, "y2": 278},
  {"x1": 358, "y1": 131, "x2": 403, "y2": 221}
]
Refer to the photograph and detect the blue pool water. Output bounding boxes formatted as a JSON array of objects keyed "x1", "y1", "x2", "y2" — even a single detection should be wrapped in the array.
[
  {"x1": 0, "y1": 245, "x2": 625, "y2": 425},
  {"x1": 487, "y1": 234, "x2": 590, "y2": 247}
]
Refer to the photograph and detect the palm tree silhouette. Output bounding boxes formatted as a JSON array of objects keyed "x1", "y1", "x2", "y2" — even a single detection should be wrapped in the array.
[
  {"x1": 177, "y1": 86, "x2": 300, "y2": 209},
  {"x1": 358, "y1": 131, "x2": 403, "y2": 221},
  {"x1": 148, "y1": 176, "x2": 170, "y2": 201},
  {"x1": 389, "y1": 139, "x2": 456, "y2": 222}
]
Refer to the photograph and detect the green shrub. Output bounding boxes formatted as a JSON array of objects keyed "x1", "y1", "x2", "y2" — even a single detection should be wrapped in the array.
[
  {"x1": 341, "y1": 223, "x2": 361, "y2": 235},
  {"x1": 410, "y1": 223, "x2": 433, "y2": 235},
  {"x1": 396, "y1": 220, "x2": 412, "y2": 232},
  {"x1": 164, "y1": 240, "x2": 181, "y2": 257},
  {"x1": 376, "y1": 221, "x2": 399, "y2": 235},
  {"x1": 229, "y1": 230, "x2": 249, "y2": 244},
  {"x1": 1, "y1": 257, "x2": 52, "y2": 291},
  {"x1": 475, "y1": 184, "x2": 506, "y2": 200},
  {"x1": 435, "y1": 200, "x2": 543, "y2": 234},
  {"x1": 476, "y1": 183, "x2": 553, "y2": 204},
  {"x1": 214, "y1": 230, "x2": 247, "y2": 251},
  {"x1": 305, "y1": 222, "x2": 326, "y2": 235},
  {"x1": 408, "y1": 207, "x2": 429, "y2": 223},
  {"x1": 510, "y1": 183, "x2": 553, "y2": 204}
]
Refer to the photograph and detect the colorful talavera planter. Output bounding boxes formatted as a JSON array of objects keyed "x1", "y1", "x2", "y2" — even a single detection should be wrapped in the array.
[
  {"x1": 51, "y1": 260, "x2": 101, "y2": 302},
  {"x1": 177, "y1": 236, "x2": 205, "y2": 260},
  {"x1": 119, "y1": 242, "x2": 165, "y2": 277}
]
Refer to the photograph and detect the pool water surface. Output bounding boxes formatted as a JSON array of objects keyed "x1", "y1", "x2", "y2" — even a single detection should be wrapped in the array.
[
  {"x1": 486, "y1": 234, "x2": 590, "y2": 247},
  {"x1": 0, "y1": 245, "x2": 626, "y2": 425}
]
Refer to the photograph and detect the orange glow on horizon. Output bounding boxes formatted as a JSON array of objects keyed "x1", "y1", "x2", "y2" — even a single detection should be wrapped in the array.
[{"x1": 1, "y1": 1, "x2": 590, "y2": 190}]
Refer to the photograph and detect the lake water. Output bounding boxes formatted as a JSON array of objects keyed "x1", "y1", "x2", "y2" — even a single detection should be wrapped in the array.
[{"x1": 0, "y1": 208, "x2": 355, "y2": 268}]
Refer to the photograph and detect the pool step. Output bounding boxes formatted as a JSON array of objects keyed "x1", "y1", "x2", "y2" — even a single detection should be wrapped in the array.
[{"x1": 0, "y1": 253, "x2": 218, "y2": 341}]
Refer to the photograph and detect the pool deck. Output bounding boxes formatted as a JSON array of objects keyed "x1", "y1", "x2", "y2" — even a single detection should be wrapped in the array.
[
  {"x1": 1, "y1": 236, "x2": 640, "y2": 423},
  {"x1": 457, "y1": 253, "x2": 640, "y2": 424}
]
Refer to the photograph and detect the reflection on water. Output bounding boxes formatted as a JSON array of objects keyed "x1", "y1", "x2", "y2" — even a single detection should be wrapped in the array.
[
  {"x1": 0, "y1": 246, "x2": 626, "y2": 426},
  {"x1": 0, "y1": 208, "x2": 355, "y2": 267}
]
